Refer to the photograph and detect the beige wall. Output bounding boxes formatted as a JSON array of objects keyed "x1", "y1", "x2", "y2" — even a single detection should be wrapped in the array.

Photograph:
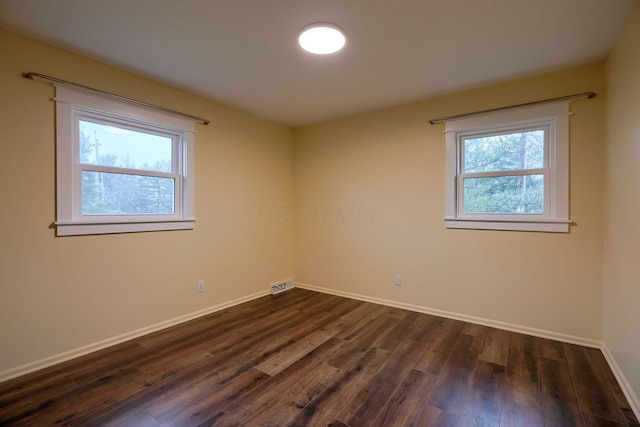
[
  {"x1": 0, "y1": 30, "x2": 293, "y2": 375},
  {"x1": 604, "y1": 5, "x2": 640, "y2": 401},
  {"x1": 293, "y1": 64, "x2": 605, "y2": 341}
]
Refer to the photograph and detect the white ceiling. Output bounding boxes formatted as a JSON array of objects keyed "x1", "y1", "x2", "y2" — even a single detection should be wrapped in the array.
[{"x1": 1, "y1": 0, "x2": 637, "y2": 127}]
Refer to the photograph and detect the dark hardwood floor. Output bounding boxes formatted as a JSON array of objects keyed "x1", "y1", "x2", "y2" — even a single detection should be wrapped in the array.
[{"x1": 0, "y1": 288, "x2": 638, "y2": 426}]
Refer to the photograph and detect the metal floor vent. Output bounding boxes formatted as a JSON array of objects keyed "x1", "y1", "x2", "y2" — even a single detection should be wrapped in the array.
[{"x1": 270, "y1": 279, "x2": 295, "y2": 295}]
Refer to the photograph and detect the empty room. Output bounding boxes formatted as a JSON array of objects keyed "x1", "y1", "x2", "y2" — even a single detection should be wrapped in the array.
[{"x1": 1, "y1": 1, "x2": 639, "y2": 425}]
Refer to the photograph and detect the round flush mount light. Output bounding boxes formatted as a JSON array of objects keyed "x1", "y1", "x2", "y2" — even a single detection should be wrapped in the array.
[{"x1": 298, "y1": 23, "x2": 346, "y2": 54}]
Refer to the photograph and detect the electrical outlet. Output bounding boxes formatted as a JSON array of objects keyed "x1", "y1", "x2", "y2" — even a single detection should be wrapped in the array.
[
  {"x1": 394, "y1": 274, "x2": 401, "y2": 286},
  {"x1": 197, "y1": 280, "x2": 205, "y2": 293}
]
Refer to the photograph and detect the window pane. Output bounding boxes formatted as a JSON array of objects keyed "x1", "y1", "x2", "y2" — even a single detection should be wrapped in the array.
[
  {"x1": 463, "y1": 174, "x2": 544, "y2": 213},
  {"x1": 79, "y1": 120, "x2": 173, "y2": 173},
  {"x1": 82, "y1": 171, "x2": 175, "y2": 215},
  {"x1": 463, "y1": 129, "x2": 544, "y2": 173}
]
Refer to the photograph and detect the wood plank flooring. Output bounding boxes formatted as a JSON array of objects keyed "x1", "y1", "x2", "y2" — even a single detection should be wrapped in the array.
[{"x1": 0, "y1": 288, "x2": 638, "y2": 426}]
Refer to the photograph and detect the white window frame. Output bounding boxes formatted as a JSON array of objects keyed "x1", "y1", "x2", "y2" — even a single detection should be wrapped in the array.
[
  {"x1": 55, "y1": 86, "x2": 195, "y2": 236},
  {"x1": 444, "y1": 102, "x2": 570, "y2": 233}
]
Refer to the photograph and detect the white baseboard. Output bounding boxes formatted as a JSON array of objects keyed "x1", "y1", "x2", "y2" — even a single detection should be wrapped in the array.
[
  {"x1": 601, "y1": 343, "x2": 640, "y2": 421},
  {"x1": 295, "y1": 281, "x2": 601, "y2": 348},
  {"x1": 0, "y1": 289, "x2": 270, "y2": 384}
]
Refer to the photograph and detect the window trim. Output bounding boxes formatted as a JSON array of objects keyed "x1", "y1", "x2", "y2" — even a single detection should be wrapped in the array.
[
  {"x1": 55, "y1": 86, "x2": 196, "y2": 236},
  {"x1": 443, "y1": 101, "x2": 570, "y2": 233}
]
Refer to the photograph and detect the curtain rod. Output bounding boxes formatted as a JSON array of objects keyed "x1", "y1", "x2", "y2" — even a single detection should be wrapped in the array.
[
  {"x1": 428, "y1": 92, "x2": 596, "y2": 125},
  {"x1": 23, "y1": 72, "x2": 211, "y2": 125}
]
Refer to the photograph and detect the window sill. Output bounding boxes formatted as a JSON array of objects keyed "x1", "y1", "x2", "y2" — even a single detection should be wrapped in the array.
[
  {"x1": 55, "y1": 219, "x2": 195, "y2": 236},
  {"x1": 444, "y1": 217, "x2": 570, "y2": 233}
]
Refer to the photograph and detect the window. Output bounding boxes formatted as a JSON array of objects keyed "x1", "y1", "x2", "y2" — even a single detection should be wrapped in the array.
[
  {"x1": 444, "y1": 102, "x2": 570, "y2": 232},
  {"x1": 55, "y1": 86, "x2": 195, "y2": 236}
]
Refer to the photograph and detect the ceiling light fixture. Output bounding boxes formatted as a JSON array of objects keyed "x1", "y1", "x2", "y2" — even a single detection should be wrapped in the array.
[{"x1": 298, "y1": 23, "x2": 346, "y2": 55}]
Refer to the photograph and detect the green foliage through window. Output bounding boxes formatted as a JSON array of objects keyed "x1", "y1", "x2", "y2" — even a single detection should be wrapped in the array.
[
  {"x1": 464, "y1": 129, "x2": 544, "y2": 173},
  {"x1": 461, "y1": 129, "x2": 546, "y2": 214},
  {"x1": 463, "y1": 175, "x2": 544, "y2": 213},
  {"x1": 81, "y1": 171, "x2": 174, "y2": 215},
  {"x1": 79, "y1": 123, "x2": 176, "y2": 215}
]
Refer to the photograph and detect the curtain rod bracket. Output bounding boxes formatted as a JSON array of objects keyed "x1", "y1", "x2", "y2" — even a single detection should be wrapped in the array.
[
  {"x1": 428, "y1": 92, "x2": 596, "y2": 125},
  {"x1": 23, "y1": 72, "x2": 211, "y2": 125}
]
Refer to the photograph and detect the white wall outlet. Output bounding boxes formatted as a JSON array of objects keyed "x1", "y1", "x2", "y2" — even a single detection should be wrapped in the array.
[
  {"x1": 270, "y1": 279, "x2": 295, "y2": 295},
  {"x1": 197, "y1": 280, "x2": 205, "y2": 293},
  {"x1": 394, "y1": 274, "x2": 401, "y2": 286}
]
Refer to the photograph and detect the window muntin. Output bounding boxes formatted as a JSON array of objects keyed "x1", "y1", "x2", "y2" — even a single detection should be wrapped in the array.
[
  {"x1": 443, "y1": 101, "x2": 570, "y2": 232},
  {"x1": 55, "y1": 85, "x2": 195, "y2": 236}
]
